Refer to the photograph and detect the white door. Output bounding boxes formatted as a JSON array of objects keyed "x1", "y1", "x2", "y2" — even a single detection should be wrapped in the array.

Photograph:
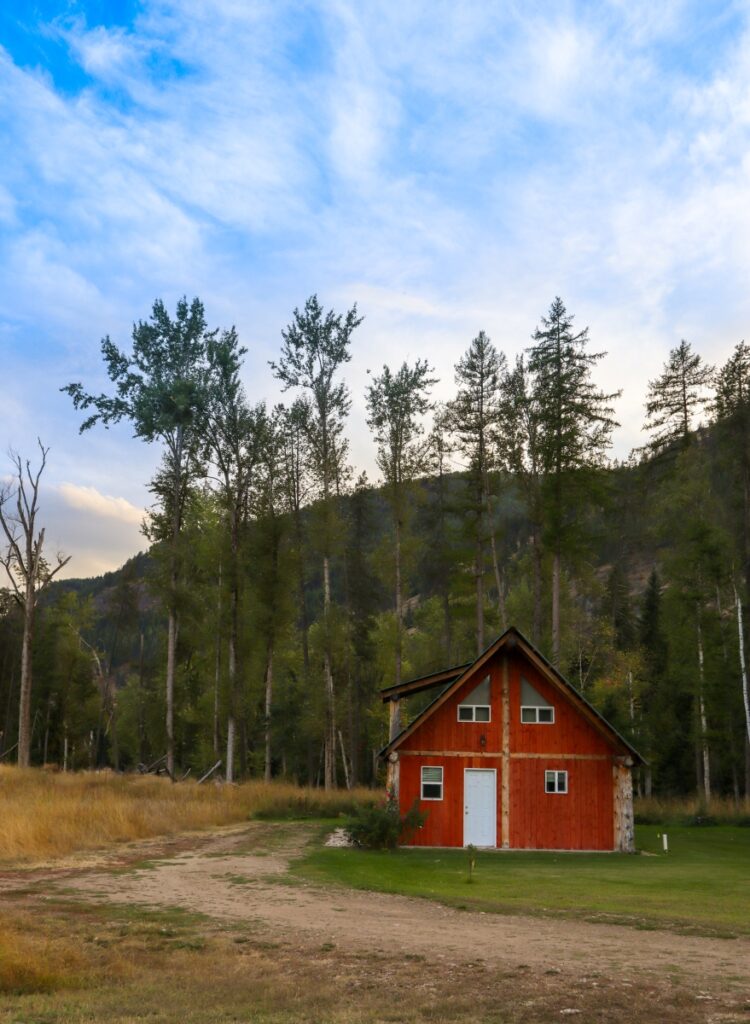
[{"x1": 463, "y1": 769, "x2": 497, "y2": 847}]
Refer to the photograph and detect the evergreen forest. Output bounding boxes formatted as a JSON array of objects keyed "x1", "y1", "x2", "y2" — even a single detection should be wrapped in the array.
[{"x1": 1, "y1": 294, "x2": 749, "y2": 800}]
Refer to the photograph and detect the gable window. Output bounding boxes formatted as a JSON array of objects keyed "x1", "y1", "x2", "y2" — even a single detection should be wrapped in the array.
[
  {"x1": 521, "y1": 706, "x2": 554, "y2": 724},
  {"x1": 457, "y1": 674, "x2": 491, "y2": 723},
  {"x1": 520, "y1": 676, "x2": 554, "y2": 724},
  {"x1": 421, "y1": 766, "x2": 443, "y2": 800},
  {"x1": 545, "y1": 770, "x2": 567, "y2": 794}
]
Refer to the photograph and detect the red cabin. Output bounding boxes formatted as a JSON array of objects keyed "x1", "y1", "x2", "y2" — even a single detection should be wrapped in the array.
[{"x1": 381, "y1": 627, "x2": 642, "y2": 851}]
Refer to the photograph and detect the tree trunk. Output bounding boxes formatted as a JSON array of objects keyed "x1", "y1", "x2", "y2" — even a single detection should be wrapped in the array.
[
  {"x1": 696, "y1": 612, "x2": 711, "y2": 802},
  {"x1": 338, "y1": 729, "x2": 351, "y2": 790},
  {"x1": 213, "y1": 563, "x2": 222, "y2": 758},
  {"x1": 551, "y1": 548, "x2": 561, "y2": 667},
  {"x1": 488, "y1": 528, "x2": 507, "y2": 633},
  {"x1": 475, "y1": 527, "x2": 484, "y2": 656},
  {"x1": 531, "y1": 532, "x2": 543, "y2": 647},
  {"x1": 110, "y1": 686, "x2": 120, "y2": 771},
  {"x1": 323, "y1": 554, "x2": 336, "y2": 790},
  {"x1": 138, "y1": 631, "x2": 146, "y2": 766},
  {"x1": 483, "y1": 485, "x2": 507, "y2": 633},
  {"x1": 736, "y1": 583, "x2": 750, "y2": 749},
  {"x1": 395, "y1": 515, "x2": 403, "y2": 684},
  {"x1": 349, "y1": 673, "x2": 360, "y2": 786},
  {"x1": 17, "y1": 589, "x2": 34, "y2": 768},
  {"x1": 166, "y1": 603, "x2": 177, "y2": 779},
  {"x1": 264, "y1": 645, "x2": 274, "y2": 783},
  {"x1": 226, "y1": 717, "x2": 235, "y2": 784},
  {"x1": 226, "y1": 514, "x2": 240, "y2": 784}
]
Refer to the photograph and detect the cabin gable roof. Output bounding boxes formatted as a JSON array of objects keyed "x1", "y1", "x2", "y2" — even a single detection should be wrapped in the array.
[{"x1": 381, "y1": 626, "x2": 644, "y2": 765}]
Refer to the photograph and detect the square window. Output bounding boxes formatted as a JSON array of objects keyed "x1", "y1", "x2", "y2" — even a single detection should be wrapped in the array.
[
  {"x1": 521, "y1": 705, "x2": 554, "y2": 724},
  {"x1": 457, "y1": 704, "x2": 491, "y2": 723},
  {"x1": 545, "y1": 770, "x2": 568, "y2": 794},
  {"x1": 421, "y1": 766, "x2": 443, "y2": 800}
]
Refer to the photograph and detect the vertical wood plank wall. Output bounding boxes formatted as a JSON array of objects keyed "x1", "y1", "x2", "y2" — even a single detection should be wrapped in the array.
[{"x1": 398, "y1": 649, "x2": 618, "y2": 850}]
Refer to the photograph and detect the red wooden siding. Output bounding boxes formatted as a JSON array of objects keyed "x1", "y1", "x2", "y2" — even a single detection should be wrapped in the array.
[
  {"x1": 404, "y1": 662, "x2": 502, "y2": 753},
  {"x1": 507, "y1": 653, "x2": 612, "y2": 757},
  {"x1": 508, "y1": 758, "x2": 614, "y2": 850},
  {"x1": 399, "y1": 754, "x2": 502, "y2": 847},
  {"x1": 397, "y1": 645, "x2": 620, "y2": 850}
]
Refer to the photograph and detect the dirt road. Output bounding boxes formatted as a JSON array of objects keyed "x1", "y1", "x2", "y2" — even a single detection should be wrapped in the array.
[{"x1": 63, "y1": 822, "x2": 750, "y2": 995}]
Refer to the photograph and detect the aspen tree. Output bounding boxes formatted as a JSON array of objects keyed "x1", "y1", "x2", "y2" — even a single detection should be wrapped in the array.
[
  {"x1": 271, "y1": 296, "x2": 362, "y2": 789},
  {"x1": 366, "y1": 358, "x2": 436, "y2": 722},
  {"x1": 63, "y1": 297, "x2": 211, "y2": 779},
  {"x1": 204, "y1": 330, "x2": 266, "y2": 781}
]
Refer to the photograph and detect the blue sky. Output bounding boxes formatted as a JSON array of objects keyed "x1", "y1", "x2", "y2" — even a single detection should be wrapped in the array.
[{"x1": 1, "y1": 0, "x2": 750, "y2": 576}]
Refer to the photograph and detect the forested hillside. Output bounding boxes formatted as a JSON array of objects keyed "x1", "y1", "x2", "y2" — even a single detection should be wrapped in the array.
[{"x1": 1, "y1": 296, "x2": 749, "y2": 799}]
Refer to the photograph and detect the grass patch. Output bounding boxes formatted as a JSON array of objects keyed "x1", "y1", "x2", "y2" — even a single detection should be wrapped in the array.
[
  {"x1": 293, "y1": 825, "x2": 750, "y2": 936},
  {"x1": 0, "y1": 767, "x2": 376, "y2": 863}
]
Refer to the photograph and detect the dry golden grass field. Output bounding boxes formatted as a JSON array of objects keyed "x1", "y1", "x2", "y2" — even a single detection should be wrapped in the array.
[
  {"x1": 1, "y1": 769, "x2": 748, "y2": 1024},
  {"x1": 0, "y1": 766, "x2": 371, "y2": 862}
]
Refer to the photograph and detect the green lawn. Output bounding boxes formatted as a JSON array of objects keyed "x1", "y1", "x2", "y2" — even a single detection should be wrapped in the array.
[{"x1": 294, "y1": 825, "x2": 750, "y2": 936}]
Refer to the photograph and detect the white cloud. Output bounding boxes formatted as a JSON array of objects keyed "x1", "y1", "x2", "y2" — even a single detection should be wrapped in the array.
[{"x1": 58, "y1": 483, "x2": 145, "y2": 526}]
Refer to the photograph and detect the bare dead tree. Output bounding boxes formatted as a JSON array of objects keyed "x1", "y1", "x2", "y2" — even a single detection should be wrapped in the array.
[{"x1": 0, "y1": 441, "x2": 70, "y2": 767}]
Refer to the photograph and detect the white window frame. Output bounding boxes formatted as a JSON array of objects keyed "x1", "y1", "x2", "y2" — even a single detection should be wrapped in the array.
[
  {"x1": 520, "y1": 705, "x2": 555, "y2": 724},
  {"x1": 457, "y1": 704, "x2": 492, "y2": 723},
  {"x1": 545, "y1": 770, "x2": 568, "y2": 794},
  {"x1": 421, "y1": 765, "x2": 444, "y2": 801}
]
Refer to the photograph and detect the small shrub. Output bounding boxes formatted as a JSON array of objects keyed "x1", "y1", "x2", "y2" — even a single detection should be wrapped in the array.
[{"x1": 345, "y1": 794, "x2": 427, "y2": 850}]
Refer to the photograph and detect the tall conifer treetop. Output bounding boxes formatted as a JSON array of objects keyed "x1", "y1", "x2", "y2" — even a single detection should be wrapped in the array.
[
  {"x1": 527, "y1": 297, "x2": 620, "y2": 665},
  {"x1": 713, "y1": 340, "x2": 750, "y2": 422},
  {"x1": 449, "y1": 331, "x2": 506, "y2": 473},
  {"x1": 643, "y1": 339, "x2": 714, "y2": 456},
  {"x1": 528, "y1": 296, "x2": 620, "y2": 476}
]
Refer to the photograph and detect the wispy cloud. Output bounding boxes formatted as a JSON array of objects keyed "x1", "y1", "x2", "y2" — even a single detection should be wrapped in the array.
[{"x1": 1, "y1": 0, "x2": 750, "y2": 569}]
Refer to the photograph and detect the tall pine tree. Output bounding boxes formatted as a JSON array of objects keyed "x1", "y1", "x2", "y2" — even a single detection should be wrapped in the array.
[
  {"x1": 448, "y1": 332, "x2": 507, "y2": 652},
  {"x1": 528, "y1": 297, "x2": 620, "y2": 665}
]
